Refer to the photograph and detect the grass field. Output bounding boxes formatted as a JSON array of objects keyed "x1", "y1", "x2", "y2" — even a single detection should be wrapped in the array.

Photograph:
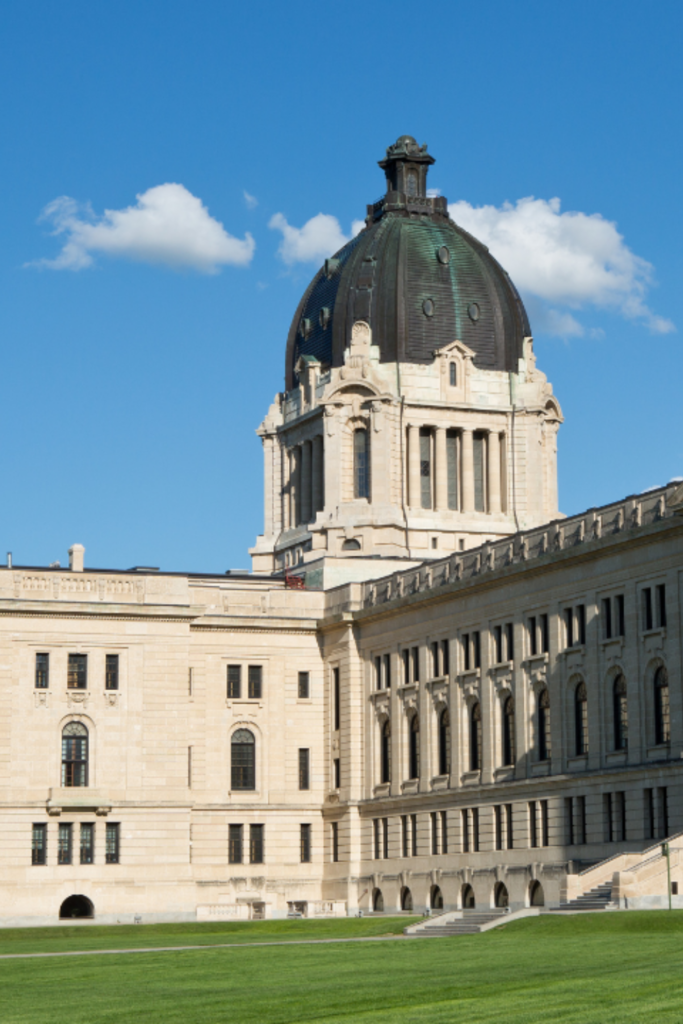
[{"x1": 2, "y1": 911, "x2": 683, "y2": 1023}]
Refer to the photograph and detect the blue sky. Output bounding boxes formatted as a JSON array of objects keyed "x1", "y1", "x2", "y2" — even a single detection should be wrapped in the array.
[{"x1": 1, "y1": 0, "x2": 681, "y2": 572}]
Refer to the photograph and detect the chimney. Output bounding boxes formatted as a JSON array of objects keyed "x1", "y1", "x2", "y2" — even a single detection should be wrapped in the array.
[{"x1": 69, "y1": 544, "x2": 85, "y2": 572}]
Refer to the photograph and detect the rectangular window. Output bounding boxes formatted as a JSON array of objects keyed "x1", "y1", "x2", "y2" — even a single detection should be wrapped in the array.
[
  {"x1": 615, "y1": 791, "x2": 626, "y2": 842},
  {"x1": 431, "y1": 641, "x2": 439, "y2": 679},
  {"x1": 494, "y1": 625, "x2": 503, "y2": 665},
  {"x1": 602, "y1": 598, "x2": 613, "y2": 640},
  {"x1": 576, "y1": 796, "x2": 586, "y2": 845},
  {"x1": 248, "y1": 665, "x2": 262, "y2": 699},
  {"x1": 402, "y1": 649, "x2": 410, "y2": 685},
  {"x1": 58, "y1": 822, "x2": 73, "y2": 865},
  {"x1": 643, "y1": 588, "x2": 653, "y2": 631},
  {"x1": 373, "y1": 818, "x2": 380, "y2": 860},
  {"x1": 441, "y1": 640, "x2": 450, "y2": 677},
  {"x1": 67, "y1": 653, "x2": 87, "y2": 690},
  {"x1": 411, "y1": 647, "x2": 419, "y2": 683},
  {"x1": 419, "y1": 428, "x2": 432, "y2": 509},
  {"x1": 298, "y1": 671, "x2": 310, "y2": 699},
  {"x1": 227, "y1": 664, "x2": 241, "y2": 699},
  {"x1": 506, "y1": 804, "x2": 514, "y2": 850},
  {"x1": 565, "y1": 608, "x2": 574, "y2": 648},
  {"x1": 441, "y1": 811, "x2": 448, "y2": 854},
  {"x1": 656, "y1": 585, "x2": 667, "y2": 628},
  {"x1": 472, "y1": 808, "x2": 480, "y2": 852},
  {"x1": 495, "y1": 805, "x2": 503, "y2": 851},
  {"x1": 529, "y1": 801, "x2": 538, "y2": 849},
  {"x1": 383, "y1": 653, "x2": 391, "y2": 689},
  {"x1": 331, "y1": 821, "x2": 339, "y2": 863},
  {"x1": 615, "y1": 595, "x2": 625, "y2": 637},
  {"x1": 645, "y1": 788, "x2": 655, "y2": 840},
  {"x1": 250, "y1": 824, "x2": 264, "y2": 864},
  {"x1": 541, "y1": 800, "x2": 549, "y2": 847},
  {"x1": 80, "y1": 822, "x2": 94, "y2": 864},
  {"x1": 333, "y1": 668, "x2": 340, "y2": 730},
  {"x1": 298, "y1": 748, "x2": 310, "y2": 791},
  {"x1": 462, "y1": 809, "x2": 470, "y2": 853},
  {"x1": 32, "y1": 823, "x2": 47, "y2": 865},
  {"x1": 540, "y1": 614, "x2": 549, "y2": 653},
  {"x1": 382, "y1": 817, "x2": 389, "y2": 860},
  {"x1": 374, "y1": 656, "x2": 382, "y2": 690},
  {"x1": 528, "y1": 616, "x2": 537, "y2": 656},
  {"x1": 473, "y1": 431, "x2": 486, "y2": 512},
  {"x1": 35, "y1": 653, "x2": 49, "y2": 689},
  {"x1": 473, "y1": 631, "x2": 481, "y2": 670},
  {"x1": 431, "y1": 811, "x2": 438, "y2": 855},
  {"x1": 577, "y1": 605, "x2": 586, "y2": 646},
  {"x1": 658, "y1": 787, "x2": 669, "y2": 838},
  {"x1": 300, "y1": 824, "x2": 311, "y2": 863},
  {"x1": 105, "y1": 823, "x2": 120, "y2": 864},
  {"x1": 229, "y1": 824, "x2": 243, "y2": 864},
  {"x1": 401, "y1": 815, "x2": 409, "y2": 857},
  {"x1": 410, "y1": 814, "x2": 418, "y2": 857},
  {"x1": 566, "y1": 797, "x2": 575, "y2": 845},
  {"x1": 333, "y1": 758, "x2": 340, "y2": 789},
  {"x1": 446, "y1": 430, "x2": 459, "y2": 510},
  {"x1": 463, "y1": 633, "x2": 471, "y2": 671},
  {"x1": 505, "y1": 623, "x2": 514, "y2": 662},
  {"x1": 605, "y1": 792, "x2": 614, "y2": 842},
  {"x1": 105, "y1": 654, "x2": 119, "y2": 691}
]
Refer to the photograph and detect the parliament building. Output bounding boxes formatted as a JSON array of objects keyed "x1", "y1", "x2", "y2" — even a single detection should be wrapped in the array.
[{"x1": 3, "y1": 137, "x2": 682, "y2": 926}]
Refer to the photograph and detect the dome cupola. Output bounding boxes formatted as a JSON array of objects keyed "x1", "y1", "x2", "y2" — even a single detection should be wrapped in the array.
[{"x1": 285, "y1": 136, "x2": 531, "y2": 389}]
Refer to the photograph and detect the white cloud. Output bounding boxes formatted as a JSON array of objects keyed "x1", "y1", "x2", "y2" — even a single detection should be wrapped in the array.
[
  {"x1": 243, "y1": 190, "x2": 258, "y2": 210},
  {"x1": 30, "y1": 184, "x2": 255, "y2": 273},
  {"x1": 449, "y1": 196, "x2": 674, "y2": 337},
  {"x1": 269, "y1": 212, "x2": 365, "y2": 265}
]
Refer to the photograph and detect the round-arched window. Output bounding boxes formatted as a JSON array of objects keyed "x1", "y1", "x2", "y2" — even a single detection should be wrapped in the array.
[
  {"x1": 494, "y1": 882, "x2": 509, "y2": 908},
  {"x1": 62, "y1": 722, "x2": 88, "y2": 787},
  {"x1": 231, "y1": 729, "x2": 255, "y2": 790}
]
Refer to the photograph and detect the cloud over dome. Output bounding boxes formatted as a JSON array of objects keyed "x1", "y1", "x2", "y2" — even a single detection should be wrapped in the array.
[
  {"x1": 30, "y1": 184, "x2": 255, "y2": 273},
  {"x1": 269, "y1": 212, "x2": 364, "y2": 265},
  {"x1": 448, "y1": 196, "x2": 674, "y2": 337}
]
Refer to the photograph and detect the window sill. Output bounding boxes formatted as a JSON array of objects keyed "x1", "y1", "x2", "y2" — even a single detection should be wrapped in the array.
[
  {"x1": 226, "y1": 700, "x2": 263, "y2": 710},
  {"x1": 461, "y1": 770, "x2": 481, "y2": 786},
  {"x1": 530, "y1": 760, "x2": 551, "y2": 777},
  {"x1": 373, "y1": 783, "x2": 391, "y2": 798},
  {"x1": 493, "y1": 766, "x2": 514, "y2": 782},
  {"x1": 567, "y1": 754, "x2": 588, "y2": 771},
  {"x1": 605, "y1": 749, "x2": 627, "y2": 765},
  {"x1": 401, "y1": 779, "x2": 419, "y2": 795},
  {"x1": 601, "y1": 636, "x2": 625, "y2": 651},
  {"x1": 430, "y1": 774, "x2": 449, "y2": 791},
  {"x1": 524, "y1": 652, "x2": 549, "y2": 668},
  {"x1": 646, "y1": 743, "x2": 671, "y2": 761},
  {"x1": 642, "y1": 627, "x2": 666, "y2": 640}
]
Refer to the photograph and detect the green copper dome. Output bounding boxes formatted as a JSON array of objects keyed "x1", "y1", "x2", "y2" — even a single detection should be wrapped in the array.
[{"x1": 285, "y1": 136, "x2": 531, "y2": 389}]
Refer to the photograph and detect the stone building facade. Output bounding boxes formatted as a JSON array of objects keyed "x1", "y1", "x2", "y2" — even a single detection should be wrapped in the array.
[{"x1": 1, "y1": 137, "x2": 681, "y2": 925}]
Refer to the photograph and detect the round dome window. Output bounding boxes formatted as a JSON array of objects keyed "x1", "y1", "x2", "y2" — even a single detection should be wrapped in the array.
[
  {"x1": 467, "y1": 302, "x2": 481, "y2": 322},
  {"x1": 437, "y1": 246, "x2": 450, "y2": 265},
  {"x1": 422, "y1": 298, "x2": 435, "y2": 318}
]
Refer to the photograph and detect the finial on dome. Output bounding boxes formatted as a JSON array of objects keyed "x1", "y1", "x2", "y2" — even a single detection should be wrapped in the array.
[{"x1": 378, "y1": 135, "x2": 435, "y2": 198}]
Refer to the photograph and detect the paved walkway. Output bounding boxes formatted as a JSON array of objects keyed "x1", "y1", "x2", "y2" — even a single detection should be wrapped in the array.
[{"x1": 0, "y1": 933, "x2": 417, "y2": 961}]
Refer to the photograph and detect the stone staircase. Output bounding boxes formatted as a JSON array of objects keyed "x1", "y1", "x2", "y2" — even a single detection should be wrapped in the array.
[
  {"x1": 406, "y1": 908, "x2": 512, "y2": 937},
  {"x1": 553, "y1": 881, "x2": 617, "y2": 913}
]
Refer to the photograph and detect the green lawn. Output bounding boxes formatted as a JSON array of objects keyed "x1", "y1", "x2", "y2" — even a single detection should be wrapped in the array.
[{"x1": 2, "y1": 912, "x2": 683, "y2": 1023}]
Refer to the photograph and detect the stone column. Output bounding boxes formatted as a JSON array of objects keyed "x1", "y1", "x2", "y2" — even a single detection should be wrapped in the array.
[
  {"x1": 282, "y1": 448, "x2": 291, "y2": 530},
  {"x1": 408, "y1": 424, "x2": 421, "y2": 509},
  {"x1": 461, "y1": 429, "x2": 475, "y2": 513},
  {"x1": 301, "y1": 440, "x2": 312, "y2": 523},
  {"x1": 488, "y1": 431, "x2": 502, "y2": 515},
  {"x1": 435, "y1": 427, "x2": 447, "y2": 511},
  {"x1": 311, "y1": 434, "x2": 324, "y2": 514}
]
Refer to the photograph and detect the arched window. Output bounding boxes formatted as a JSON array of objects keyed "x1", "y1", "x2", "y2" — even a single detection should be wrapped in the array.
[
  {"x1": 354, "y1": 429, "x2": 370, "y2": 500},
  {"x1": 62, "y1": 722, "x2": 88, "y2": 787},
  {"x1": 502, "y1": 696, "x2": 515, "y2": 766},
  {"x1": 654, "y1": 667, "x2": 670, "y2": 745},
  {"x1": 574, "y1": 682, "x2": 588, "y2": 756},
  {"x1": 462, "y1": 883, "x2": 475, "y2": 909},
  {"x1": 231, "y1": 729, "x2": 255, "y2": 790},
  {"x1": 438, "y1": 708, "x2": 451, "y2": 776},
  {"x1": 372, "y1": 888, "x2": 384, "y2": 912},
  {"x1": 59, "y1": 895, "x2": 94, "y2": 919},
  {"x1": 529, "y1": 880, "x2": 545, "y2": 907},
  {"x1": 470, "y1": 703, "x2": 482, "y2": 772},
  {"x1": 613, "y1": 675, "x2": 628, "y2": 751},
  {"x1": 449, "y1": 362, "x2": 457, "y2": 387},
  {"x1": 494, "y1": 882, "x2": 509, "y2": 908},
  {"x1": 380, "y1": 720, "x2": 391, "y2": 784},
  {"x1": 400, "y1": 886, "x2": 413, "y2": 911},
  {"x1": 538, "y1": 688, "x2": 551, "y2": 762},
  {"x1": 430, "y1": 885, "x2": 444, "y2": 910},
  {"x1": 408, "y1": 713, "x2": 420, "y2": 780}
]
